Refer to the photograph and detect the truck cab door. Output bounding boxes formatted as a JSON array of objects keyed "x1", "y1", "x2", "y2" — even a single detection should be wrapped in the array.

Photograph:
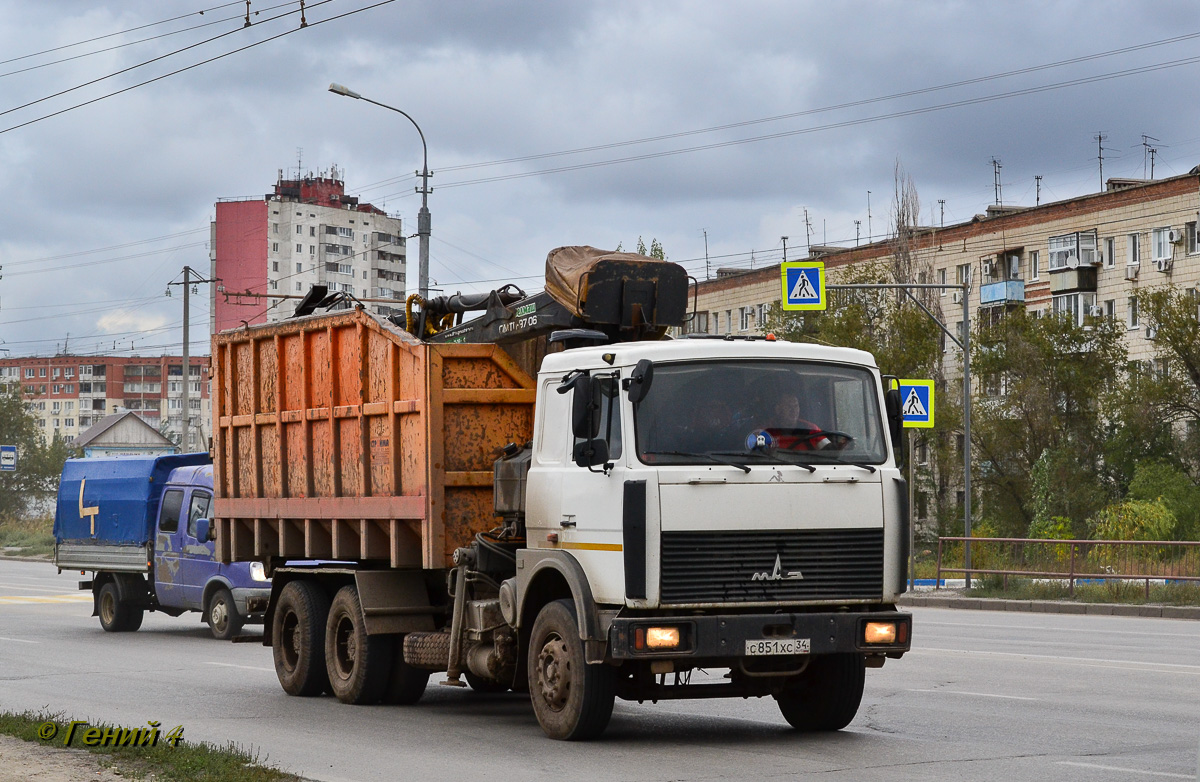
[
  {"x1": 179, "y1": 490, "x2": 217, "y2": 610},
  {"x1": 152, "y1": 489, "x2": 186, "y2": 609},
  {"x1": 556, "y1": 372, "x2": 629, "y2": 605}
]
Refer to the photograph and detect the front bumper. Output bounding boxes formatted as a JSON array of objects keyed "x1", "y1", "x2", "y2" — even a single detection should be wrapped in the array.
[
  {"x1": 608, "y1": 610, "x2": 911, "y2": 660},
  {"x1": 231, "y1": 587, "x2": 273, "y2": 617}
]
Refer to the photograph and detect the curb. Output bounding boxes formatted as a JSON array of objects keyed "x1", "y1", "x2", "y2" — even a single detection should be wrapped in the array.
[{"x1": 898, "y1": 593, "x2": 1200, "y2": 620}]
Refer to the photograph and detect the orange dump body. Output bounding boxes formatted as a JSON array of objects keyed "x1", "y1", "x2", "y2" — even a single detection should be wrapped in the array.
[{"x1": 211, "y1": 308, "x2": 535, "y2": 569}]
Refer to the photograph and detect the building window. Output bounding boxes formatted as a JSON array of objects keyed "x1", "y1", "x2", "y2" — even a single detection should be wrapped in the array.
[
  {"x1": 1104, "y1": 237, "x2": 1115, "y2": 268},
  {"x1": 1048, "y1": 231, "x2": 1097, "y2": 270},
  {"x1": 1152, "y1": 227, "x2": 1171, "y2": 262},
  {"x1": 1188, "y1": 222, "x2": 1200, "y2": 254},
  {"x1": 1105, "y1": 299, "x2": 1115, "y2": 320},
  {"x1": 1008, "y1": 253, "x2": 1020, "y2": 279},
  {"x1": 272, "y1": 223, "x2": 278, "y2": 234},
  {"x1": 271, "y1": 242, "x2": 279, "y2": 253},
  {"x1": 64, "y1": 418, "x2": 74, "y2": 427},
  {"x1": 272, "y1": 261, "x2": 278, "y2": 272},
  {"x1": 309, "y1": 245, "x2": 315, "y2": 255},
  {"x1": 686, "y1": 311, "x2": 709, "y2": 334},
  {"x1": 938, "y1": 267, "x2": 947, "y2": 294},
  {"x1": 296, "y1": 263, "x2": 303, "y2": 274},
  {"x1": 1128, "y1": 296, "x2": 1139, "y2": 329},
  {"x1": 739, "y1": 307, "x2": 752, "y2": 332},
  {"x1": 296, "y1": 243, "x2": 303, "y2": 253},
  {"x1": 39, "y1": 368, "x2": 46, "y2": 377},
  {"x1": 269, "y1": 280, "x2": 278, "y2": 290},
  {"x1": 1052, "y1": 293, "x2": 1095, "y2": 327},
  {"x1": 1030, "y1": 250, "x2": 1039, "y2": 280},
  {"x1": 725, "y1": 310, "x2": 732, "y2": 335},
  {"x1": 296, "y1": 225, "x2": 302, "y2": 235},
  {"x1": 310, "y1": 226, "x2": 316, "y2": 237},
  {"x1": 24, "y1": 368, "x2": 33, "y2": 378},
  {"x1": 757, "y1": 303, "x2": 768, "y2": 326},
  {"x1": 956, "y1": 263, "x2": 971, "y2": 286},
  {"x1": 1127, "y1": 233, "x2": 1141, "y2": 265},
  {"x1": 337, "y1": 226, "x2": 354, "y2": 239},
  {"x1": 296, "y1": 282, "x2": 302, "y2": 292}
]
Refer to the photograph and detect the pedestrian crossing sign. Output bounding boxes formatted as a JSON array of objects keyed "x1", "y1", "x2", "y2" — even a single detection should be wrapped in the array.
[
  {"x1": 897, "y1": 379, "x2": 934, "y2": 428},
  {"x1": 780, "y1": 262, "x2": 826, "y2": 311}
]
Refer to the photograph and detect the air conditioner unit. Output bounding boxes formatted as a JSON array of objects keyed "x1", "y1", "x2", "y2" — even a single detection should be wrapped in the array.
[
  {"x1": 1146, "y1": 326, "x2": 1158, "y2": 340},
  {"x1": 1125, "y1": 264, "x2": 1140, "y2": 280},
  {"x1": 952, "y1": 290, "x2": 963, "y2": 304},
  {"x1": 981, "y1": 260, "x2": 994, "y2": 277},
  {"x1": 1088, "y1": 305, "x2": 1105, "y2": 317},
  {"x1": 1169, "y1": 228, "x2": 1186, "y2": 244},
  {"x1": 1156, "y1": 258, "x2": 1173, "y2": 273}
]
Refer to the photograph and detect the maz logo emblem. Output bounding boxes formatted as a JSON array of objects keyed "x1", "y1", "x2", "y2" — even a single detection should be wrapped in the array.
[{"x1": 751, "y1": 554, "x2": 804, "y2": 581}]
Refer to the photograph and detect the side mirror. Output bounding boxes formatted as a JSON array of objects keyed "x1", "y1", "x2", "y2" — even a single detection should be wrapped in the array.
[
  {"x1": 571, "y1": 374, "x2": 598, "y2": 439},
  {"x1": 884, "y1": 387, "x2": 903, "y2": 456},
  {"x1": 573, "y1": 438, "x2": 609, "y2": 468},
  {"x1": 195, "y1": 518, "x2": 213, "y2": 543},
  {"x1": 626, "y1": 359, "x2": 655, "y2": 404}
]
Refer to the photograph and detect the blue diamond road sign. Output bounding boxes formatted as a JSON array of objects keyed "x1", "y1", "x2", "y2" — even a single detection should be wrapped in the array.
[{"x1": 780, "y1": 262, "x2": 826, "y2": 311}]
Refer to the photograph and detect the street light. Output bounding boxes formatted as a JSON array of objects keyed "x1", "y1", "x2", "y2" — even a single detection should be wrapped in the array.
[{"x1": 329, "y1": 82, "x2": 432, "y2": 299}]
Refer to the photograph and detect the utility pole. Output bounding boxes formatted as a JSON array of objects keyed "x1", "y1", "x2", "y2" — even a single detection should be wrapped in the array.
[
  {"x1": 1149, "y1": 146, "x2": 1158, "y2": 179},
  {"x1": 702, "y1": 229, "x2": 710, "y2": 280},
  {"x1": 1095, "y1": 132, "x2": 1108, "y2": 191},
  {"x1": 938, "y1": 199, "x2": 945, "y2": 228},
  {"x1": 803, "y1": 208, "x2": 813, "y2": 253},
  {"x1": 1141, "y1": 135, "x2": 1159, "y2": 179},
  {"x1": 781, "y1": 236, "x2": 788, "y2": 263},
  {"x1": 867, "y1": 191, "x2": 873, "y2": 243},
  {"x1": 167, "y1": 266, "x2": 216, "y2": 452},
  {"x1": 1035, "y1": 175, "x2": 1042, "y2": 206},
  {"x1": 854, "y1": 220, "x2": 861, "y2": 246}
]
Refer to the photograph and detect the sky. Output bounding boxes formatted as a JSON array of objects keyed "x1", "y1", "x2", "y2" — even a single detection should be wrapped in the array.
[{"x1": 3, "y1": 0, "x2": 1200, "y2": 358}]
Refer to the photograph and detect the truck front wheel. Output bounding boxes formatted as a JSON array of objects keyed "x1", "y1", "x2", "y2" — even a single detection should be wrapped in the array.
[
  {"x1": 527, "y1": 599, "x2": 615, "y2": 740},
  {"x1": 272, "y1": 580, "x2": 330, "y2": 697},
  {"x1": 97, "y1": 581, "x2": 143, "y2": 633},
  {"x1": 206, "y1": 587, "x2": 244, "y2": 640},
  {"x1": 774, "y1": 653, "x2": 865, "y2": 731},
  {"x1": 325, "y1": 586, "x2": 391, "y2": 705}
]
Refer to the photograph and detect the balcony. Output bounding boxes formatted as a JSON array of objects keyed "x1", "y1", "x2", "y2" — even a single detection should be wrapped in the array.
[{"x1": 979, "y1": 280, "x2": 1025, "y2": 306}]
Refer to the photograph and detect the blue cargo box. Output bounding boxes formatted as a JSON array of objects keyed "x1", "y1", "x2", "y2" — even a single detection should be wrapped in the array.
[{"x1": 54, "y1": 454, "x2": 211, "y2": 546}]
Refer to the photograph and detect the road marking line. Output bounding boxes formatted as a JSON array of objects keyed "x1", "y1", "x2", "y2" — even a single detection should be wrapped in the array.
[
  {"x1": 0, "y1": 583, "x2": 77, "y2": 592},
  {"x1": 906, "y1": 688, "x2": 1037, "y2": 701},
  {"x1": 912, "y1": 647, "x2": 1200, "y2": 673},
  {"x1": 918, "y1": 619, "x2": 1200, "y2": 639},
  {"x1": 0, "y1": 594, "x2": 91, "y2": 604},
  {"x1": 0, "y1": 636, "x2": 39, "y2": 644},
  {"x1": 203, "y1": 662, "x2": 275, "y2": 673},
  {"x1": 1057, "y1": 761, "x2": 1193, "y2": 779}
]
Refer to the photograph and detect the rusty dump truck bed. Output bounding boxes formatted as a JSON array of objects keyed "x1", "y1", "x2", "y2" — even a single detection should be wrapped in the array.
[{"x1": 211, "y1": 308, "x2": 535, "y2": 569}]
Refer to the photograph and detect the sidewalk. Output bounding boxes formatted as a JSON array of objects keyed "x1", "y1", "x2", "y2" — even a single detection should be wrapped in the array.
[{"x1": 899, "y1": 591, "x2": 1200, "y2": 619}]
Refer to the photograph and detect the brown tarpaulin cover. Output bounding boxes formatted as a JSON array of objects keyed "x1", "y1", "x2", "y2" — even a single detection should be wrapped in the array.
[{"x1": 544, "y1": 245, "x2": 660, "y2": 317}]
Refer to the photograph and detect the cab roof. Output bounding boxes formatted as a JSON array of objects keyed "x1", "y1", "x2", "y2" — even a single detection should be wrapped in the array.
[{"x1": 539, "y1": 337, "x2": 879, "y2": 374}]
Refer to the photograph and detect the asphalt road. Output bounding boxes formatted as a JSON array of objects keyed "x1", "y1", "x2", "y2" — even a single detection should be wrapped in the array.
[{"x1": 1, "y1": 558, "x2": 1197, "y2": 782}]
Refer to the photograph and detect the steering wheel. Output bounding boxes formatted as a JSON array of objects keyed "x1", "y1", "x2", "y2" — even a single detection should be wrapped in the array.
[{"x1": 778, "y1": 428, "x2": 855, "y2": 451}]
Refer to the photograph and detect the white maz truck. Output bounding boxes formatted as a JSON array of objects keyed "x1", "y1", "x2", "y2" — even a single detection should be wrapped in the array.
[{"x1": 212, "y1": 247, "x2": 911, "y2": 741}]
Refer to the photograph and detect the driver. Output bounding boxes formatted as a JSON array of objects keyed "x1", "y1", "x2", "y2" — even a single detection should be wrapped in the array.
[{"x1": 769, "y1": 394, "x2": 832, "y2": 450}]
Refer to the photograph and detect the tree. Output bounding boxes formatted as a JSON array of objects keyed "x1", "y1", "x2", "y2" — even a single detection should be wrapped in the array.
[
  {"x1": 970, "y1": 310, "x2": 1127, "y2": 537},
  {"x1": 0, "y1": 386, "x2": 77, "y2": 520},
  {"x1": 616, "y1": 237, "x2": 667, "y2": 260}
]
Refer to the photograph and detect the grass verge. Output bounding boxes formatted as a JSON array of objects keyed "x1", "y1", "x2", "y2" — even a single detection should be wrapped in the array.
[
  {"x1": 0, "y1": 516, "x2": 54, "y2": 558},
  {"x1": 964, "y1": 576, "x2": 1200, "y2": 605},
  {"x1": 0, "y1": 710, "x2": 303, "y2": 781}
]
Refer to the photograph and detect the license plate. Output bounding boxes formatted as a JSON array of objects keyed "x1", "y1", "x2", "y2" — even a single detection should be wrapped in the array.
[{"x1": 745, "y1": 638, "x2": 810, "y2": 656}]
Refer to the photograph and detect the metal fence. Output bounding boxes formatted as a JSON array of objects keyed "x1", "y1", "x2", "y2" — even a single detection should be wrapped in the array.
[{"x1": 935, "y1": 536, "x2": 1200, "y2": 596}]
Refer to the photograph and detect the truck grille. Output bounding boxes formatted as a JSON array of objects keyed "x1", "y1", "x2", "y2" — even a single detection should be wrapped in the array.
[{"x1": 660, "y1": 529, "x2": 884, "y2": 604}]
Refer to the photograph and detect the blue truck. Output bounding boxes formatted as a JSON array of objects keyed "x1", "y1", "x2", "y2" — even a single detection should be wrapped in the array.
[{"x1": 53, "y1": 454, "x2": 271, "y2": 639}]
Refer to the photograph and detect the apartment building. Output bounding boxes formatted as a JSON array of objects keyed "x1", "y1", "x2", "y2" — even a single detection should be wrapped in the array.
[
  {"x1": 0, "y1": 355, "x2": 211, "y2": 451},
  {"x1": 210, "y1": 168, "x2": 407, "y2": 334},
  {"x1": 682, "y1": 170, "x2": 1200, "y2": 371}
]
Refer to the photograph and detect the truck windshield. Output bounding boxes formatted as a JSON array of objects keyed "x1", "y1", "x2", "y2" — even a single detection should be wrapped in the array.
[{"x1": 634, "y1": 360, "x2": 887, "y2": 466}]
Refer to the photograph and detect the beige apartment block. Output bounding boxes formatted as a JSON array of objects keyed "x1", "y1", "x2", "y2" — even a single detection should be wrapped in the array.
[{"x1": 682, "y1": 171, "x2": 1200, "y2": 373}]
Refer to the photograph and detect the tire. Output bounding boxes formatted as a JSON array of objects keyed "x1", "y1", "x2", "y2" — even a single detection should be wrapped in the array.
[
  {"x1": 97, "y1": 581, "x2": 143, "y2": 633},
  {"x1": 206, "y1": 587, "x2": 244, "y2": 640},
  {"x1": 775, "y1": 653, "x2": 865, "y2": 732},
  {"x1": 325, "y1": 586, "x2": 391, "y2": 705},
  {"x1": 465, "y1": 671, "x2": 510, "y2": 694},
  {"x1": 383, "y1": 636, "x2": 431, "y2": 705},
  {"x1": 527, "y1": 599, "x2": 615, "y2": 741},
  {"x1": 272, "y1": 580, "x2": 331, "y2": 697}
]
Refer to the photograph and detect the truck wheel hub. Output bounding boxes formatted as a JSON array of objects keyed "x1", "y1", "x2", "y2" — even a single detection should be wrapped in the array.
[
  {"x1": 535, "y1": 636, "x2": 571, "y2": 711},
  {"x1": 334, "y1": 617, "x2": 357, "y2": 677},
  {"x1": 211, "y1": 602, "x2": 227, "y2": 627}
]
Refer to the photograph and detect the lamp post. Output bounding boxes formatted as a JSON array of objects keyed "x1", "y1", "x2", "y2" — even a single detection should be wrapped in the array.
[{"x1": 329, "y1": 83, "x2": 431, "y2": 299}]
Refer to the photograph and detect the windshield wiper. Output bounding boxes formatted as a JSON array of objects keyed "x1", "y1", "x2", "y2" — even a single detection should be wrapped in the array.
[
  {"x1": 643, "y1": 450, "x2": 751, "y2": 473},
  {"x1": 709, "y1": 450, "x2": 816, "y2": 473},
  {"x1": 789, "y1": 452, "x2": 878, "y2": 473}
]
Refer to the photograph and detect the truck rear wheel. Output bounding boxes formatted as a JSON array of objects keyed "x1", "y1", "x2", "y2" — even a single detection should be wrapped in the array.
[
  {"x1": 527, "y1": 599, "x2": 615, "y2": 741},
  {"x1": 774, "y1": 653, "x2": 865, "y2": 731},
  {"x1": 326, "y1": 586, "x2": 391, "y2": 705},
  {"x1": 206, "y1": 587, "x2": 243, "y2": 640},
  {"x1": 384, "y1": 636, "x2": 431, "y2": 705},
  {"x1": 273, "y1": 580, "x2": 331, "y2": 697},
  {"x1": 97, "y1": 582, "x2": 143, "y2": 633}
]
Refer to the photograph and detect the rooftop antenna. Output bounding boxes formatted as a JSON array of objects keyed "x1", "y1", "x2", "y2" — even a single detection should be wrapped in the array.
[
  {"x1": 702, "y1": 229, "x2": 710, "y2": 280},
  {"x1": 1095, "y1": 132, "x2": 1112, "y2": 191},
  {"x1": 1034, "y1": 176, "x2": 1042, "y2": 206},
  {"x1": 781, "y1": 236, "x2": 788, "y2": 263},
  {"x1": 991, "y1": 157, "x2": 1003, "y2": 206},
  {"x1": 867, "y1": 191, "x2": 873, "y2": 242},
  {"x1": 1150, "y1": 146, "x2": 1158, "y2": 179},
  {"x1": 296, "y1": 147, "x2": 303, "y2": 179},
  {"x1": 854, "y1": 219, "x2": 861, "y2": 246},
  {"x1": 803, "y1": 208, "x2": 813, "y2": 253},
  {"x1": 1141, "y1": 135, "x2": 1160, "y2": 179},
  {"x1": 938, "y1": 199, "x2": 945, "y2": 227}
]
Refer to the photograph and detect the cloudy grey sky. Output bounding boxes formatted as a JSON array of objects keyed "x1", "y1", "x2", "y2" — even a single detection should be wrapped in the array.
[{"x1": 2, "y1": 1, "x2": 1199, "y2": 357}]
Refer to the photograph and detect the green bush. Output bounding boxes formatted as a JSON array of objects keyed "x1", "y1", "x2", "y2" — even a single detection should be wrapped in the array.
[
  {"x1": 1127, "y1": 460, "x2": 1200, "y2": 541},
  {"x1": 1089, "y1": 499, "x2": 1176, "y2": 541}
]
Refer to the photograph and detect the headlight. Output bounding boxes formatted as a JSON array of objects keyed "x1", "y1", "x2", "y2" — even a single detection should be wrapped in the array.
[
  {"x1": 646, "y1": 626, "x2": 681, "y2": 649},
  {"x1": 249, "y1": 561, "x2": 268, "y2": 582},
  {"x1": 863, "y1": 621, "x2": 897, "y2": 644}
]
